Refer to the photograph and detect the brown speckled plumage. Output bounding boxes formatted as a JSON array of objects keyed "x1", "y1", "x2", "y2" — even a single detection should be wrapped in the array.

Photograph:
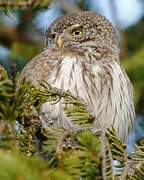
[{"x1": 19, "y1": 11, "x2": 135, "y2": 142}]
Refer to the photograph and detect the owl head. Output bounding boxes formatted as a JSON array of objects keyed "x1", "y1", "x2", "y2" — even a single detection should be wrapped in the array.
[{"x1": 45, "y1": 11, "x2": 119, "y2": 54}]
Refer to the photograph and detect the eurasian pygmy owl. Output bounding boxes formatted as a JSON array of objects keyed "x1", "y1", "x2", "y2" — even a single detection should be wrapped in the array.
[{"x1": 19, "y1": 12, "x2": 135, "y2": 142}]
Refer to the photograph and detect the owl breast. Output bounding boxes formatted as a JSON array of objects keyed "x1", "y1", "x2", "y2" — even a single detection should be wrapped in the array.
[{"x1": 40, "y1": 55, "x2": 135, "y2": 142}]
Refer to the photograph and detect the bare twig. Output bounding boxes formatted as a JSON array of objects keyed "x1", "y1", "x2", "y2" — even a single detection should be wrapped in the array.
[
  {"x1": 0, "y1": 0, "x2": 37, "y2": 9},
  {"x1": 56, "y1": 0, "x2": 81, "y2": 13},
  {"x1": 0, "y1": 25, "x2": 39, "y2": 47},
  {"x1": 0, "y1": 0, "x2": 53, "y2": 9},
  {"x1": 56, "y1": 130, "x2": 68, "y2": 160}
]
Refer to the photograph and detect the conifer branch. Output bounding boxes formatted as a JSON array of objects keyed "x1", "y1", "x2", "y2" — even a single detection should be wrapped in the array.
[{"x1": 0, "y1": 66, "x2": 144, "y2": 179}]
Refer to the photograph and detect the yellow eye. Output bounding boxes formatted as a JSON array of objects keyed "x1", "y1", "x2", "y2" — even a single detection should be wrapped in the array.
[{"x1": 71, "y1": 29, "x2": 83, "y2": 36}]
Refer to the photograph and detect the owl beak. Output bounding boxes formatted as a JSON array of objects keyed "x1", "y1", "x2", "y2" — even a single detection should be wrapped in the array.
[{"x1": 57, "y1": 35, "x2": 64, "y2": 48}]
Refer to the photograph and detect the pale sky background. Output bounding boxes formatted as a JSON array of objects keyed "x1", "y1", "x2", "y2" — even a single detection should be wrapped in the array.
[
  {"x1": 0, "y1": 0, "x2": 144, "y2": 58},
  {"x1": 88, "y1": 0, "x2": 144, "y2": 28},
  {"x1": 1, "y1": 0, "x2": 144, "y2": 31},
  {"x1": 34, "y1": 0, "x2": 144, "y2": 29}
]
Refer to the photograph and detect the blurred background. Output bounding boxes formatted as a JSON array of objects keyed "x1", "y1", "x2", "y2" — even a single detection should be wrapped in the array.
[{"x1": 0, "y1": 0, "x2": 144, "y2": 148}]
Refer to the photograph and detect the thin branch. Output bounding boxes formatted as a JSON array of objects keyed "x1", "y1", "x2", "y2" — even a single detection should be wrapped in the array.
[
  {"x1": 0, "y1": 25, "x2": 39, "y2": 47},
  {"x1": 0, "y1": 0, "x2": 37, "y2": 8},
  {"x1": 56, "y1": 0, "x2": 81, "y2": 13},
  {"x1": 0, "y1": 0, "x2": 53, "y2": 9},
  {"x1": 56, "y1": 131, "x2": 68, "y2": 160}
]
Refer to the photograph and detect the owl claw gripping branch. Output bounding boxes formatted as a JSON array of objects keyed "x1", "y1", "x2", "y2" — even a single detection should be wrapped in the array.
[{"x1": 19, "y1": 11, "x2": 135, "y2": 143}]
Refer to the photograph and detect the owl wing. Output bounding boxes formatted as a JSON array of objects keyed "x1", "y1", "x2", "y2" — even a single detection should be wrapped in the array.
[
  {"x1": 19, "y1": 49, "x2": 52, "y2": 87},
  {"x1": 19, "y1": 48, "x2": 85, "y2": 130},
  {"x1": 19, "y1": 48, "x2": 84, "y2": 86}
]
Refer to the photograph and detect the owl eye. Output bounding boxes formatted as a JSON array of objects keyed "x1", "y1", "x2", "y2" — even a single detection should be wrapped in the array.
[
  {"x1": 51, "y1": 33, "x2": 56, "y2": 39},
  {"x1": 71, "y1": 29, "x2": 83, "y2": 36}
]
